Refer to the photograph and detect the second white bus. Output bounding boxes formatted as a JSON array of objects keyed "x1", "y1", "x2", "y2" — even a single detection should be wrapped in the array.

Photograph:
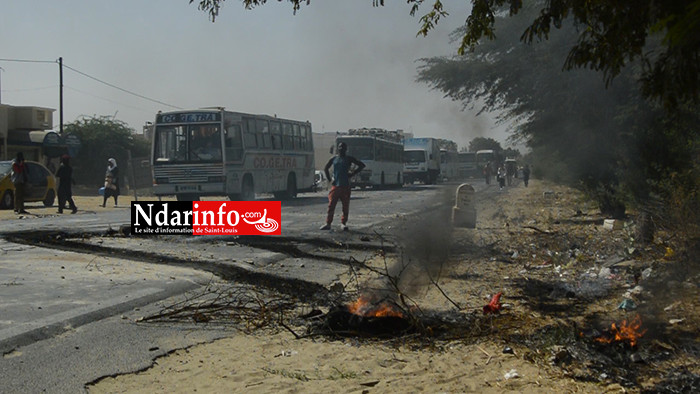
[
  {"x1": 439, "y1": 149, "x2": 460, "y2": 181},
  {"x1": 334, "y1": 134, "x2": 403, "y2": 188}
]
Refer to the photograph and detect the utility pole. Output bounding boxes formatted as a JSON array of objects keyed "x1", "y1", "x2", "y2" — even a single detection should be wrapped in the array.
[
  {"x1": 0, "y1": 66, "x2": 4, "y2": 104},
  {"x1": 1, "y1": 67, "x2": 4, "y2": 160},
  {"x1": 59, "y1": 57, "x2": 63, "y2": 134}
]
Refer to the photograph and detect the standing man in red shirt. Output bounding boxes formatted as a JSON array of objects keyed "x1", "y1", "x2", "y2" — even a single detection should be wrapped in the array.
[{"x1": 320, "y1": 142, "x2": 365, "y2": 231}]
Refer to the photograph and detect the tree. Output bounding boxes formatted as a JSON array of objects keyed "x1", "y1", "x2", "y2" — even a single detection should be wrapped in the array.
[
  {"x1": 502, "y1": 147, "x2": 520, "y2": 159},
  {"x1": 63, "y1": 116, "x2": 150, "y2": 186},
  {"x1": 417, "y1": 5, "x2": 700, "y2": 223},
  {"x1": 190, "y1": 0, "x2": 700, "y2": 107},
  {"x1": 468, "y1": 137, "x2": 501, "y2": 153}
]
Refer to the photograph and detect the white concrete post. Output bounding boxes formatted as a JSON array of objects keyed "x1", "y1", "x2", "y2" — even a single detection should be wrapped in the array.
[{"x1": 452, "y1": 183, "x2": 476, "y2": 228}]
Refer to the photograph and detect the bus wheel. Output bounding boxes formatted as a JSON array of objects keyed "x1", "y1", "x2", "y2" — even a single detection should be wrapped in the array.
[
  {"x1": 285, "y1": 173, "x2": 297, "y2": 199},
  {"x1": 241, "y1": 176, "x2": 255, "y2": 201},
  {"x1": 0, "y1": 190, "x2": 13, "y2": 209}
]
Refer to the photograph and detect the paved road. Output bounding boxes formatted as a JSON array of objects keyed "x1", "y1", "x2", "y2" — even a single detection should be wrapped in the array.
[{"x1": 0, "y1": 182, "x2": 485, "y2": 393}]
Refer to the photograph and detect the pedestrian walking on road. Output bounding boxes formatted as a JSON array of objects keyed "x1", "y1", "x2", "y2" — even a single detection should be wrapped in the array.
[
  {"x1": 101, "y1": 158, "x2": 120, "y2": 207},
  {"x1": 320, "y1": 142, "x2": 365, "y2": 231},
  {"x1": 11, "y1": 152, "x2": 29, "y2": 214},
  {"x1": 497, "y1": 165, "x2": 506, "y2": 190},
  {"x1": 483, "y1": 162, "x2": 492, "y2": 185},
  {"x1": 56, "y1": 155, "x2": 78, "y2": 214},
  {"x1": 522, "y1": 164, "x2": 531, "y2": 187}
]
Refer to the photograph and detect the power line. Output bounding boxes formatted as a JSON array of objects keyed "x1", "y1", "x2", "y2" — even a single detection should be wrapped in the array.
[
  {"x1": 0, "y1": 57, "x2": 183, "y2": 110},
  {"x1": 0, "y1": 58, "x2": 56, "y2": 64},
  {"x1": 64, "y1": 85, "x2": 157, "y2": 114},
  {"x1": 62, "y1": 63, "x2": 182, "y2": 110}
]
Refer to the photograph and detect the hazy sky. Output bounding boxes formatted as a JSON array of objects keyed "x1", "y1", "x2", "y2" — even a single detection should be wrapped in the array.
[{"x1": 1, "y1": 0, "x2": 510, "y2": 149}]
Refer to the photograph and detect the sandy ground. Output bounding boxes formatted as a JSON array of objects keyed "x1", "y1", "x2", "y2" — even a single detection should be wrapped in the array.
[
  {"x1": 89, "y1": 331, "x2": 598, "y2": 394},
  {"x1": 8, "y1": 181, "x2": 695, "y2": 393},
  {"x1": 86, "y1": 181, "x2": 625, "y2": 394}
]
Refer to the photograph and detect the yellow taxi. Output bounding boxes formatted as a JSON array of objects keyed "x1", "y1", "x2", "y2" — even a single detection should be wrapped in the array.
[{"x1": 0, "y1": 160, "x2": 57, "y2": 209}]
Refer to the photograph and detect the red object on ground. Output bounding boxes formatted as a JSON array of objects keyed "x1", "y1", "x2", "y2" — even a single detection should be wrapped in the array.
[{"x1": 482, "y1": 292, "x2": 503, "y2": 314}]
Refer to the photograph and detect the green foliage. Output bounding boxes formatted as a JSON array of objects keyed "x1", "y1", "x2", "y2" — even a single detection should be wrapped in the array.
[
  {"x1": 503, "y1": 147, "x2": 520, "y2": 159},
  {"x1": 190, "y1": 0, "x2": 310, "y2": 20},
  {"x1": 468, "y1": 137, "x2": 501, "y2": 153},
  {"x1": 620, "y1": 100, "x2": 700, "y2": 232},
  {"x1": 63, "y1": 116, "x2": 144, "y2": 186},
  {"x1": 416, "y1": 7, "x2": 700, "y2": 221},
  {"x1": 453, "y1": 0, "x2": 700, "y2": 107}
]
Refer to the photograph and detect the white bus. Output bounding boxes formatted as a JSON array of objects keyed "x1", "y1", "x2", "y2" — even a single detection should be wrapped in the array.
[
  {"x1": 476, "y1": 149, "x2": 496, "y2": 168},
  {"x1": 151, "y1": 108, "x2": 315, "y2": 201},
  {"x1": 458, "y1": 152, "x2": 478, "y2": 178},
  {"x1": 335, "y1": 130, "x2": 403, "y2": 188},
  {"x1": 439, "y1": 149, "x2": 460, "y2": 181}
]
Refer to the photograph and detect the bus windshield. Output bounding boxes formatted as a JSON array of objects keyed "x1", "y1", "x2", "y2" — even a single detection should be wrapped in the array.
[
  {"x1": 404, "y1": 150, "x2": 426, "y2": 164},
  {"x1": 154, "y1": 123, "x2": 222, "y2": 163}
]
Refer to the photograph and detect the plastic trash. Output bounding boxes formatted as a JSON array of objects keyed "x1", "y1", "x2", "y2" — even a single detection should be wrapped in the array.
[
  {"x1": 504, "y1": 369, "x2": 519, "y2": 380},
  {"x1": 618, "y1": 299, "x2": 637, "y2": 310}
]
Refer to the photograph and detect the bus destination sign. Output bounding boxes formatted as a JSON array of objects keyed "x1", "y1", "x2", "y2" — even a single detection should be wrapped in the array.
[{"x1": 157, "y1": 112, "x2": 222, "y2": 124}]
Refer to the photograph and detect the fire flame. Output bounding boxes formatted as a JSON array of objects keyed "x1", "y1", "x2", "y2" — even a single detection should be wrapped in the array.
[
  {"x1": 347, "y1": 295, "x2": 404, "y2": 318},
  {"x1": 594, "y1": 315, "x2": 647, "y2": 347}
]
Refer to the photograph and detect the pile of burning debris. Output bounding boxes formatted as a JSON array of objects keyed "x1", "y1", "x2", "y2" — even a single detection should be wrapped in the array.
[{"x1": 300, "y1": 293, "x2": 495, "y2": 339}]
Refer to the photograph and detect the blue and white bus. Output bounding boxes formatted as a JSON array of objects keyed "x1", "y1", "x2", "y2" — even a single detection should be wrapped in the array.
[{"x1": 151, "y1": 108, "x2": 315, "y2": 200}]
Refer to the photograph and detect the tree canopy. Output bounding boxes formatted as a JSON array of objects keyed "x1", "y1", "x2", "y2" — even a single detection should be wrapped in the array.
[
  {"x1": 63, "y1": 116, "x2": 150, "y2": 185},
  {"x1": 417, "y1": 5, "x2": 699, "y2": 222},
  {"x1": 190, "y1": 0, "x2": 700, "y2": 107}
]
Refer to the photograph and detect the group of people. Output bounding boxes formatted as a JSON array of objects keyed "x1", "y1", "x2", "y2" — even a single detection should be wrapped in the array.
[
  {"x1": 483, "y1": 162, "x2": 531, "y2": 190},
  {"x1": 10, "y1": 143, "x2": 529, "y2": 232},
  {"x1": 10, "y1": 152, "x2": 120, "y2": 214}
]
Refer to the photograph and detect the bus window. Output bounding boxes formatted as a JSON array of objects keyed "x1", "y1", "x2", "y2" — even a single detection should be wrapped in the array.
[
  {"x1": 300, "y1": 125, "x2": 308, "y2": 150},
  {"x1": 225, "y1": 124, "x2": 243, "y2": 161},
  {"x1": 342, "y1": 138, "x2": 373, "y2": 160},
  {"x1": 244, "y1": 118, "x2": 257, "y2": 148},
  {"x1": 304, "y1": 126, "x2": 313, "y2": 151},
  {"x1": 270, "y1": 121, "x2": 282, "y2": 150},
  {"x1": 257, "y1": 119, "x2": 271, "y2": 149},
  {"x1": 154, "y1": 126, "x2": 187, "y2": 162},
  {"x1": 292, "y1": 124, "x2": 301, "y2": 150},
  {"x1": 282, "y1": 123, "x2": 293, "y2": 150},
  {"x1": 190, "y1": 125, "x2": 221, "y2": 161}
]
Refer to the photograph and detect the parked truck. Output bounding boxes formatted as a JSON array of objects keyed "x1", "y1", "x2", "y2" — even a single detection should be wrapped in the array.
[{"x1": 403, "y1": 137, "x2": 441, "y2": 184}]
